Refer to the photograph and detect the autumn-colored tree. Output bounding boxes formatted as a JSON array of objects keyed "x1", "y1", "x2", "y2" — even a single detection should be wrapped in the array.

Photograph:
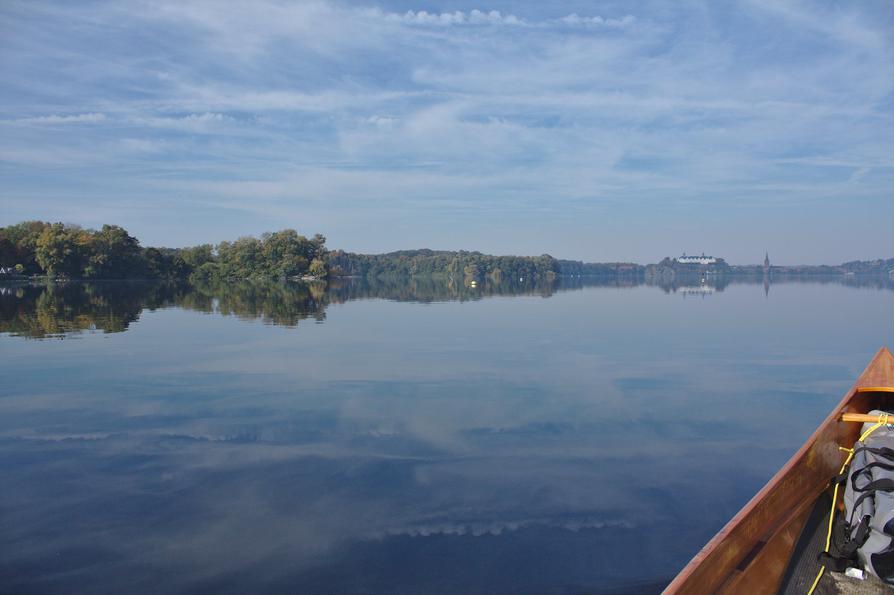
[
  {"x1": 309, "y1": 258, "x2": 328, "y2": 278},
  {"x1": 35, "y1": 223, "x2": 83, "y2": 277}
]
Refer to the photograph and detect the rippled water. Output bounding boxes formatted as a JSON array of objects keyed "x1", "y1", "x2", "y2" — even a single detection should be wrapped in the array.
[{"x1": 1, "y1": 277, "x2": 892, "y2": 593}]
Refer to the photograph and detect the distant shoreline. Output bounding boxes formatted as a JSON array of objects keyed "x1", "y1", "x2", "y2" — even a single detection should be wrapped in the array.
[{"x1": 2, "y1": 220, "x2": 892, "y2": 283}]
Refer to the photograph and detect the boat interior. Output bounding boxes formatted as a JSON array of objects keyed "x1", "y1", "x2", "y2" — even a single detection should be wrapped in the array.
[{"x1": 779, "y1": 387, "x2": 894, "y2": 595}]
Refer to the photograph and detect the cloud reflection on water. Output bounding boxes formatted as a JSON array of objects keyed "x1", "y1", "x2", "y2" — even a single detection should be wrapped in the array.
[{"x1": 0, "y1": 278, "x2": 892, "y2": 592}]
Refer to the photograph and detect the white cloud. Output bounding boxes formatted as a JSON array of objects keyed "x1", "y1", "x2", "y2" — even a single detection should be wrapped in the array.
[
  {"x1": 387, "y1": 10, "x2": 469, "y2": 26},
  {"x1": 377, "y1": 8, "x2": 631, "y2": 28},
  {"x1": 557, "y1": 13, "x2": 635, "y2": 28},
  {"x1": 4, "y1": 113, "x2": 107, "y2": 125}
]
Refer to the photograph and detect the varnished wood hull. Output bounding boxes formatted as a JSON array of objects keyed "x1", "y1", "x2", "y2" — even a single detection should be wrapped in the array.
[{"x1": 665, "y1": 347, "x2": 894, "y2": 594}]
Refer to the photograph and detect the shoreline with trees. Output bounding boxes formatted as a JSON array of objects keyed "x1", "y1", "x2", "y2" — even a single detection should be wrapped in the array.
[{"x1": 1, "y1": 221, "x2": 891, "y2": 283}]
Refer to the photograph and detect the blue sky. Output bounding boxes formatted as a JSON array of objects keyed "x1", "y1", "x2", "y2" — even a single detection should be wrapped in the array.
[{"x1": 1, "y1": 0, "x2": 892, "y2": 264}]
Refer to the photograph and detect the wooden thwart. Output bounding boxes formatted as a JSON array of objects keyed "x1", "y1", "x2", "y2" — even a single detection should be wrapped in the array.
[
  {"x1": 841, "y1": 412, "x2": 894, "y2": 423},
  {"x1": 838, "y1": 387, "x2": 894, "y2": 424}
]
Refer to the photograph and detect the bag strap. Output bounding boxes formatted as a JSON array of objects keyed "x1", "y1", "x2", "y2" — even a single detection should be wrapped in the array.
[
  {"x1": 820, "y1": 515, "x2": 872, "y2": 571},
  {"x1": 852, "y1": 462, "x2": 894, "y2": 490},
  {"x1": 853, "y1": 445, "x2": 894, "y2": 461},
  {"x1": 851, "y1": 477, "x2": 894, "y2": 495},
  {"x1": 843, "y1": 515, "x2": 872, "y2": 556}
]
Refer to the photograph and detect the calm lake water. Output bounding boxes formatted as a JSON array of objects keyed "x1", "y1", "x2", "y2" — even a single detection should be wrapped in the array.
[{"x1": 1, "y1": 277, "x2": 892, "y2": 594}]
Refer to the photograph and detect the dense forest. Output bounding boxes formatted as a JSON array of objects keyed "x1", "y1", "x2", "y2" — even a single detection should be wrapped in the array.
[
  {"x1": 326, "y1": 249, "x2": 561, "y2": 281},
  {"x1": 0, "y1": 221, "x2": 328, "y2": 281},
  {"x1": 324, "y1": 250, "x2": 648, "y2": 280},
  {"x1": 0, "y1": 221, "x2": 578, "y2": 282},
  {"x1": 0, "y1": 221, "x2": 567, "y2": 282}
]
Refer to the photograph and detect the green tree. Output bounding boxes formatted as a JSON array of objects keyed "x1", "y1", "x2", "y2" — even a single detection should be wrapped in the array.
[
  {"x1": 309, "y1": 258, "x2": 328, "y2": 278},
  {"x1": 35, "y1": 223, "x2": 82, "y2": 277},
  {"x1": 0, "y1": 237, "x2": 15, "y2": 265},
  {"x1": 0, "y1": 221, "x2": 49, "y2": 274},
  {"x1": 180, "y1": 244, "x2": 214, "y2": 269},
  {"x1": 85, "y1": 225, "x2": 143, "y2": 278}
]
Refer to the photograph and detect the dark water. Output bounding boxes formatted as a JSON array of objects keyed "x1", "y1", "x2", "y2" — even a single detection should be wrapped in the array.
[{"x1": 1, "y1": 277, "x2": 892, "y2": 594}]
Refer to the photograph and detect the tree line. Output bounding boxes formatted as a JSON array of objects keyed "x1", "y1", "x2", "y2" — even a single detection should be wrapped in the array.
[
  {"x1": 327, "y1": 249, "x2": 561, "y2": 281},
  {"x1": 0, "y1": 221, "x2": 329, "y2": 281},
  {"x1": 1, "y1": 222, "x2": 577, "y2": 282}
]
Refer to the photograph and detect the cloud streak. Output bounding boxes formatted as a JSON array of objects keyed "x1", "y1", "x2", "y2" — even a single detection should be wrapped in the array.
[
  {"x1": 3, "y1": 113, "x2": 107, "y2": 125},
  {"x1": 377, "y1": 8, "x2": 634, "y2": 28}
]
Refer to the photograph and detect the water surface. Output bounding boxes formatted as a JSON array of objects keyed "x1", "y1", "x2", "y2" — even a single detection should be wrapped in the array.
[{"x1": 1, "y1": 277, "x2": 892, "y2": 593}]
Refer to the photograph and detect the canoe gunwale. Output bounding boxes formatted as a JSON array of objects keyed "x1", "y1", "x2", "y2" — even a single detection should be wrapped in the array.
[{"x1": 664, "y1": 347, "x2": 894, "y2": 594}]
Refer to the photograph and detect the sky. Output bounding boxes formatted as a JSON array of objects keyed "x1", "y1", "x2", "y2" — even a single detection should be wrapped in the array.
[{"x1": 0, "y1": 0, "x2": 892, "y2": 264}]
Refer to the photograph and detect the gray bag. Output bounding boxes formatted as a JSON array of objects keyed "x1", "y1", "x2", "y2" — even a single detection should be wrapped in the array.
[{"x1": 842, "y1": 411, "x2": 894, "y2": 583}]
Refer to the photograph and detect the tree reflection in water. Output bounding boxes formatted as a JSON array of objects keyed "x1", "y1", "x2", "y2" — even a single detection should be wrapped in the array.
[{"x1": 1, "y1": 274, "x2": 891, "y2": 339}]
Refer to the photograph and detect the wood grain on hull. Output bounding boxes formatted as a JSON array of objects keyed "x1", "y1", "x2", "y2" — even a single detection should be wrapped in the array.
[{"x1": 665, "y1": 347, "x2": 894, "y2": 595}]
